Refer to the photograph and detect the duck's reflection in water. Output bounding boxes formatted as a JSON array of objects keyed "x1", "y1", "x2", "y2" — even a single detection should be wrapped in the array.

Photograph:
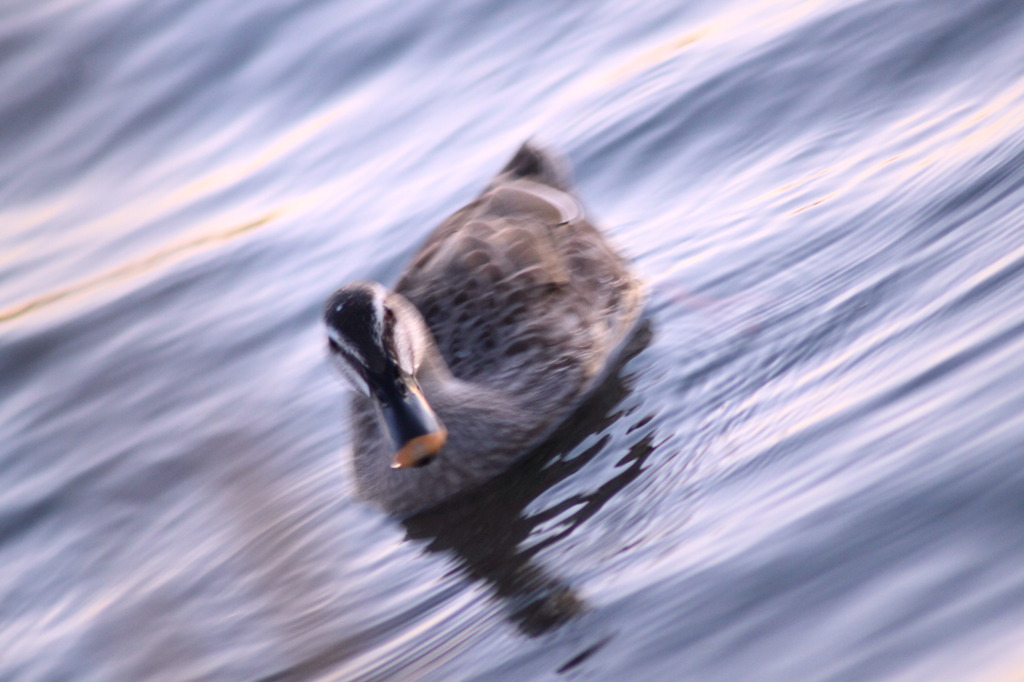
[{"x1": 402, "y1": 321, "x2": 656, "y2": 636}]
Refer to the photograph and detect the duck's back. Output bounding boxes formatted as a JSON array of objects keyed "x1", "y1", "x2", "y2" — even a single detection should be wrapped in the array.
[{"x1": 395, "y1": 144, "x2": 642, "y2": 406}]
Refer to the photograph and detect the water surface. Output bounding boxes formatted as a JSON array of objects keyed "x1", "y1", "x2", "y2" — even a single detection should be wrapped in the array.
[{"x1": 3, "y1": 0, "x2": 1024, "y2": 679}]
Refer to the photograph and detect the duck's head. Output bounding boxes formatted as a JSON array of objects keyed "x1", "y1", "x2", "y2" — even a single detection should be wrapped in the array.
[{"x1": 323, "y1": 282, "x2": 447, "y2": 469}]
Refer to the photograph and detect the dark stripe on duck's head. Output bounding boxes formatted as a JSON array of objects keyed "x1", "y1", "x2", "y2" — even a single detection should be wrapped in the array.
[{"x1": 323, "y1": 282, "x2": 394, "y2": 376}]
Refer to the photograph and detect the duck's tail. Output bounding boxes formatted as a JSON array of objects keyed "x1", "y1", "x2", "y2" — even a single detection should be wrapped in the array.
[{"x1": 497, "y1": 141, "x2": 574, "y2": 191}]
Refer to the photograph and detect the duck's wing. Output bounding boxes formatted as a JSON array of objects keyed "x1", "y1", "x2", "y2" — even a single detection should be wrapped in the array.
[{"x1": 395, "y1": 145, "x2": 642, "y2": 396}]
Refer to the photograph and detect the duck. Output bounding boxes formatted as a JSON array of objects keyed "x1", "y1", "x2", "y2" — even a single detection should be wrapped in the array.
[{"x1": 324, "y1": 142, "x2": 643, "y2": 515}]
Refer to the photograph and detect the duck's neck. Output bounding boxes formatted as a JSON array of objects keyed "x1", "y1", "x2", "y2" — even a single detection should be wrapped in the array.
[
  {"x1": 415, "y1": 341, "x2": 540, "y2": 458},
  {"x1": 417, "y1": 346, "x2": 513, "y2": 418},
  {"x1": 401, "y1": 300, "x2": 540, "y2": 454}
]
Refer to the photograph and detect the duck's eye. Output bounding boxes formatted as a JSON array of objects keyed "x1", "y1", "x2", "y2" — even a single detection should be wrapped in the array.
[{"x1": 383, "y1": 306, "x2": 396, "y2": 327}]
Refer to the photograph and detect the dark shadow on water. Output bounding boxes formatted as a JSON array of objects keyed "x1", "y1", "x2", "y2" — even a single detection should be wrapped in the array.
[
  {"x1": 264, "y1": 322, "x2": 656, "y2": 681},
  {"x1": 401, "y1": 320, "x2": 658, "y2": 637}
]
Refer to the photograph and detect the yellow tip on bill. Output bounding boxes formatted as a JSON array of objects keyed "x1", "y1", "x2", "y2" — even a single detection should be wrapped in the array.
[{"x1": 391, "y1": 429, "x2": 448, "y2": 469}]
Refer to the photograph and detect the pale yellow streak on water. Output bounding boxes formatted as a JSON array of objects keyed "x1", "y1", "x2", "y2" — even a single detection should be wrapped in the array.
[
  {"x1": 50, "y1": 96, "x2": 360, "y2": 249},
  {"x1": 0, "y1": 94, "x2": 373, "y2": 324},
  {"x1": 0, "y1": 213, "x2": 276, "y2": 324},
  {"x1": 6, "y1": 194, "x2": 78, "y2": 238}
]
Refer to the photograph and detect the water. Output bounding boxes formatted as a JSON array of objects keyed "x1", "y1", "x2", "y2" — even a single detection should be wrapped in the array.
[{"x1": 3, "y1": 0, "x2": 1024, "y2": 679}]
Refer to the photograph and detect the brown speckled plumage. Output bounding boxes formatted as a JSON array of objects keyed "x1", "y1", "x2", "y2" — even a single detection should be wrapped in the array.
[{"x1": 341, "y1": 143, "x2": 643, "y2": 515}]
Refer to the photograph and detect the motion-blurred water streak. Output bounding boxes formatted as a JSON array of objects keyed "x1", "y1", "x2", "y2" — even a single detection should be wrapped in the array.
[{"x1": 3, "y1": 0, "x2": 1024, "y2": 679}]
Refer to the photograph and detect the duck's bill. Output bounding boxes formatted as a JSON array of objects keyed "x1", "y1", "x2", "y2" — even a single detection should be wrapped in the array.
[
  {"x1": 392, "y1": 428, "x2": 448, "y2": 469},
  {"x1": 374, "y1": 377, "x2": 447, "y2": 469}
]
